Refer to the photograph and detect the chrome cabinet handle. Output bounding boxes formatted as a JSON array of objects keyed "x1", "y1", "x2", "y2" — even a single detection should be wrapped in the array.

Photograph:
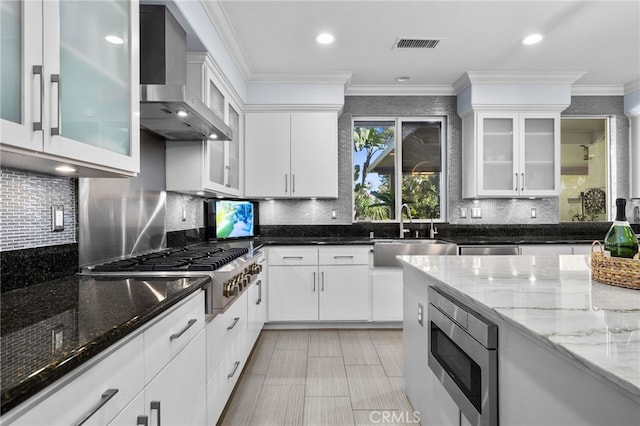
[
  {"x1": 521, "y1": 172, "x2": 525, "y2": 191},
  {"x1": 227, "y1": 317, "x2": 240, "y2": 330},
  {"x1": 169, "y1": 319, "x2": 197, "y2": 341},
  {"x1": 313, "y1": 271, "x2": 316, "y2": 292},
  {"x1": 292, "y1": 174, "x2": 296, "y2": 194},
  {"x1": 51, "y1": 74, "x2": 61, "y2": 135},
  {"x1": 73, "y1": 388, "x2": 118, "y2": 426},
  {"x1": 515, "y1": 173, "x2": 519, "y2": 192},
  {"x1": 228, "y1": 361, "x2": 241, "y2": 378},
  {"x1": 150, "y1": 401, "x2": 161, "y2": 426},
  {"x1": 321, "y1": 271, "x2": 325, "y2": 291},
  {"x1": 333, "y1": 255, "x2": 354, "y2": 259},
  {"x1": 283, "y1": 256, "x2": 303, "y2": 259},
  {"x1": 285, "y1": 174, "x2": 288, "y2": 193},
  {"x1": 32, "y1": 65, "x2": 43, "y2": 131},
  {"x1": 137, "y1": 415, "x2": 148, "y2": 426},
  {"x1": 256, "y1": 280, "x2": 262, "y2": 305}
]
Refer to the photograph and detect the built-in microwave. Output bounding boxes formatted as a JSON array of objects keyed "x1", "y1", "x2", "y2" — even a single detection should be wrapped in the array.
[{"x1": 427, "y1": 286, "x2": 498, "y2": 426}]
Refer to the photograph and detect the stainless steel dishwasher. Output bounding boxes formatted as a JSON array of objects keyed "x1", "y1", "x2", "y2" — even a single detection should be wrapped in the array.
[{"x1": 458, "y1": 245, "x2": 520, "y2": 255}]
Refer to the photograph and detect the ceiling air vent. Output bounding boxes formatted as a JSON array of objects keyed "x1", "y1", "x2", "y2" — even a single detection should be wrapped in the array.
[{"x1": 395, "y1": 38, "x2": 441, "y2": 49}]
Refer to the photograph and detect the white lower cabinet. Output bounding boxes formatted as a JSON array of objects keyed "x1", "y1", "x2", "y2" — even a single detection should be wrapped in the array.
[
  {"x1": 246, "y1": 255, "x2": 267, "y2": 347},
  {"x1": 268, "y1": 246, "x2": 370, "y2": 322},
  {"x1": 371, "y1": 268, "x2": 403, "y2": 321},
  {"x1": 205, "y1": 289, "x2": 260, "y2": 426},
  {"x1": 8, "y1": 334, "x2": 145, "y2": 426},
  {"x1": 110, "y1": 330, "x2": 207, "y2": 426},
  {"x1": 6, "y1": 291, "x2": 205, "y2": 426}
]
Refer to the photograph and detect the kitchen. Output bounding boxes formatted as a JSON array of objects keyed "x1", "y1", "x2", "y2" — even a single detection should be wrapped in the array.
[{"x1": 1, "y1": 0, "x2": 639, "y2": 425}]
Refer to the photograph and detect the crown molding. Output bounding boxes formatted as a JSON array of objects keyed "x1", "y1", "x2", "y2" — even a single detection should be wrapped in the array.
[
  {"x1": 571, "y1": 85, "x2": 625, "y2": 96},
  {"x1": 345, "y1": 85, "x2": 457, "y2": 96},
  {"x1": 454, "y1": 71, "x2": 587, "y2": 94},
  {"x1": 249, "y1": 72, "x2": 353, "y2": 86},
  {"x1": 625, "y1": 80, "x2": 640, "y2": 94}
]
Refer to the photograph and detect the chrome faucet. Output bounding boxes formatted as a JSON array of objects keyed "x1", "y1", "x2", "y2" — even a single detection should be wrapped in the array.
[
  {"x1": 399, "y1": 203, "x2": 412, "y2": 238},
  {"x1": 429, "y1": 217, "x2": 438, "y2": 239}
]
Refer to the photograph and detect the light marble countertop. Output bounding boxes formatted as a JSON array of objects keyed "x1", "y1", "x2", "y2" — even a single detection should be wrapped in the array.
[{"x1": 398, "y1": 254, "x2": 640, "y2": 400}]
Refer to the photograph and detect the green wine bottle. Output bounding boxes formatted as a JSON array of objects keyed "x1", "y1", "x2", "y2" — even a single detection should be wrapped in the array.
[{"x1": 604, "y1": 198, "x2": 638, "y2": 258}]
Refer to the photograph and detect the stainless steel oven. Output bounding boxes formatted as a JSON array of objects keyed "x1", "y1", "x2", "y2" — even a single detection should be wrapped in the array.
[{"x1": 428, "y1": 286, "x2": 498, "y2": 426}]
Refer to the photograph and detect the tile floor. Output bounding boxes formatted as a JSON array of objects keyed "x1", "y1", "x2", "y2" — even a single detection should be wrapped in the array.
[{"x1": 218, "y1": 329, "x2": 419, "y2": 426}]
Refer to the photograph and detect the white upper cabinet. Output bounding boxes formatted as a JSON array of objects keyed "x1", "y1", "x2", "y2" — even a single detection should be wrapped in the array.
[
  {"x1": 462, "y1": 111, "x2": 560, "y2": 198},
  {"x1": 244, "y1": 111, "x2": 338, "y2": 198},
  {"x1": 165, "y1": 53, "x2": 241, "y2": 196},
  {"x1": 0, "y1": 0, "x2": 140, "y2": 177}
]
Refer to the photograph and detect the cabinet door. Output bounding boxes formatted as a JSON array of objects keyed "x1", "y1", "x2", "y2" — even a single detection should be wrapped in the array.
[
  {"x1": 144, "y1": 329, "x2": 207, "y2": 426},
  {"x1": 371, "y1": 269, "x2": 403, "y2": 321},
  {"x1": 477, "y1": 112, "x2": 519, "y2": 197},
  {"x1": 268, "y1": 265, "x2": 318, "y2": 321},
  {"x1": 225, "y1": 104, "x2": 241, "y2": 194},
  {"x1": 41, "y1": 0, "x2": 139, "y2": 175},
  {"x1": 520, "y1": 113, "x2": 559, "y2": 196},
  {"x1": 244, "y1": 112, "x2": 291, "y2": 197},
  {"x1": 319, "y1": 265, "x2": 369, "y2": 320},
  {"x1": 1, "y1": 0, "x2": 43, "y2": 151},
  {"x1": 290, "y1": 112, "x2": 338, "y2": 198}
]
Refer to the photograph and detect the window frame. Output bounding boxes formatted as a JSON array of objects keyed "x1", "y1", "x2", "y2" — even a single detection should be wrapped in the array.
[{"x1": 352, "y1": 116, "x2": 447, "y2": 223}]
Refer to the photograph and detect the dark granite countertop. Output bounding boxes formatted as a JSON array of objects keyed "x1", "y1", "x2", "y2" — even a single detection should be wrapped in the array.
[
  {"x1": 255, "y1": 236, "x2": 600, "y2": 246},
  {"x1": 0, "y1": 274, "x2": 209, "y2": 415},
  {"x1": 256, "y1": 237, "x2": 375, "y2": 246}
]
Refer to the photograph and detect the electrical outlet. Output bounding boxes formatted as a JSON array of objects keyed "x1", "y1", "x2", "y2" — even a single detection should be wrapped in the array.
[
  {"x1": 181, "y1": 208, "x2": 186, "y2": 221},
  {"x1": 52, "y1": 326, "x2": 63, "y2": 353},
  {"x1": 531, "y1": 208, "x2": 537, "y2": 218},
  {"x1": 331, "y1": 208, "x2": 337, "y2": 219},
  {"x1": 471, "y1": 208, "x2": 482, "y2": 218},
  {"x1": 51, "y1": 205, "x2": 64, "y2": 231},
  {"x1": 459, "y1": 207, "x2": 467, "y2": 218}
]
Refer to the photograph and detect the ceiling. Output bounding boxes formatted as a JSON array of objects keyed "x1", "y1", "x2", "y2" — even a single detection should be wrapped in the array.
[{"x1": 205, "y1": 0, "x2": 640, "y2": 94}]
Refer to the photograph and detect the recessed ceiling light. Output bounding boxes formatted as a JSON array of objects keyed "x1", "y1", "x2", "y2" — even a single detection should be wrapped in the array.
[
  {"x1": 176, "y1": 110, "x2": 188, "y2": 117},
  {"x1": 316, "y1": 33, "x2": 334, "y2": 45},
  {"x1": 522, "y1": 33, "x2": 543, "y2": 45},
  {"x1": 196, "y1": 191, "x2": 205, "y2": 196},
  {"x1": 105, "y1": 35, "x2": 124, "y2": 45},
  {"x1": 396, "y1": 76, "x2": 410, "y2": 82},
  {"x1": 208, "y1": 133, "x2": 218, "y2": 140},
  {"x1": 55, "y1": 166, "x2": 76, "y2": 173}
]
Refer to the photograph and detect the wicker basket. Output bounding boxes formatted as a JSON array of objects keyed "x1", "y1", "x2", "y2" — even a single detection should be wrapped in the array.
[{"x1": 590, "y1": 241, "x2": 640, "y2": 289}]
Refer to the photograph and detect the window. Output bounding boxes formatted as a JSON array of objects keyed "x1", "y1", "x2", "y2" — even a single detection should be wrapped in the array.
[{"x1": 353, "y1": 117, "x2": 446, "y2": 222}]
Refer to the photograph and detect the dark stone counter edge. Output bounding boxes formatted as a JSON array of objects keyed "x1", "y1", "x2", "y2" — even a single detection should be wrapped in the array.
[
  {"x1": 256, "y1": 237, "x2": 601, "y2": 246},
  {"x1": 0, "y1": 277, "x2": 209, "y2": 416}
]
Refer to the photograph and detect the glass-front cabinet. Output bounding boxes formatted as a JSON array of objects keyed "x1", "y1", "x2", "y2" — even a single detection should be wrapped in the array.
[
  {"x1": 0, "y1": 0, "x2": 139, "y2": 176},
  {"x1": 464, "y1": 111, "x2": 560, "y2": 198},
  {"x1": 166, "y1": 53, "x2": 241, "y2": 196}
]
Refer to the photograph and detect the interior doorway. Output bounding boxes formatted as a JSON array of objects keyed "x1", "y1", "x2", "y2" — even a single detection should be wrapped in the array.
[{"x1": 559, "y1": 118, "x2": 609, "y2": 222}]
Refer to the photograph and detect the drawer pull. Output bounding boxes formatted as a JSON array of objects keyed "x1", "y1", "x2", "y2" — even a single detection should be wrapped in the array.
[
  {"x1": 333, "y1": 255, "x2": 354, "y2": 259},
  {"x1": 227, "y1": 317, "x2": 240, "y2": 330},
  {"x1": 137, "y1": 415, "x2": 148, "y2": 426},
  {"x1": 51, "y1": 74, "x2": 61, "y2": 135},
  {"x1": 321, "y1": 271, "x2": 325, "y2": 291},
  {"x1": 169, "y1": 319, "x2": 197, "y2": 341},
  {"x1": 73, "y1": 388, "x2": 118, "y2": 426},
  {"x1": 283, "y1": 256, "x2": 304, "y2": 259},
  {"x1": 150, "y1": 401, "x2": 161, "y2": 426},
  {"x1": 228, "y1": 361, "x2": 241, "y2": 378}
]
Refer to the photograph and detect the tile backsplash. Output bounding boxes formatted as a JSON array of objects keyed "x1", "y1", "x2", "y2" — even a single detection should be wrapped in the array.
[{"x1": 0, "y1": 168, "x2": 77, "y2": 251}]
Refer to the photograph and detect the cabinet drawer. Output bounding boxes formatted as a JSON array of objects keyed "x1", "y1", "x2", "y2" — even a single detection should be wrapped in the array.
[
  {"x1": 268, "y1": 247, "x2": 318, "y2": 265},
  {"x1": 206, "y1": 339, "x2": 244, "y2": 426},
  {"x1": 206, "y1": 292, "x2": 247, "y2": 381},
  {"x1": 11, "y1": 334, "x2": 145, "y2": 426},
  {"x1": 144, "y1": 291, "x2": 205, "y2": 383},
  {"x1": 318, "y1": 246, "x2": 370, "y2": 265}
]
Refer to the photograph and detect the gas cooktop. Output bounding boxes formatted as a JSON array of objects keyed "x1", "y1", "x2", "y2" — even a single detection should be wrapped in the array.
[{"x1": 90, "y1": 246, "x2": 249, "y2": 273}]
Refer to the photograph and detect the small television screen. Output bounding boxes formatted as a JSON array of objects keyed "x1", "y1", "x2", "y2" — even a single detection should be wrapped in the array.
[{"x1": 213, "y1": 200, "x2": 257, "y2": 239}]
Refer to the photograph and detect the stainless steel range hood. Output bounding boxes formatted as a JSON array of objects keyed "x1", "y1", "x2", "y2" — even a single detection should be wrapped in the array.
[{"x1": 140, "y1": 5, "x2": 232, "y2": 141}]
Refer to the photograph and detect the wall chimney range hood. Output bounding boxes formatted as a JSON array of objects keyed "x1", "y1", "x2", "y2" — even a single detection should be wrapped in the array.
[{"x1": 139, "y1": 5, "x2": 232, "y2": 141}]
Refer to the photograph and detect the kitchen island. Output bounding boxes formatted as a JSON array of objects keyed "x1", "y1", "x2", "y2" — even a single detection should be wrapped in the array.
[{"x1": 399, "y1": 254, "x2": 639, "y2": 426}]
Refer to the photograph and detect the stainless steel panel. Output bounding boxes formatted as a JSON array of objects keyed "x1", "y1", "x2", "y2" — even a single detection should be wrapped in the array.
[
  {"x1": 79, "y1": 132, "x2": 166, "y2": 267},
  {"x1": 373, "y1": 239, "x2": 458, "y2": 267},
  {"x1": 458, "y1": 245, "x2": 520, "y2": 255}
]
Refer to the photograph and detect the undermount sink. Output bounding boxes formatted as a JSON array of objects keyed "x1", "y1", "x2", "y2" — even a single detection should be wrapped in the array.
[{"x1": 373, "y1": 239, "x2": 458, "y2": 267}]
